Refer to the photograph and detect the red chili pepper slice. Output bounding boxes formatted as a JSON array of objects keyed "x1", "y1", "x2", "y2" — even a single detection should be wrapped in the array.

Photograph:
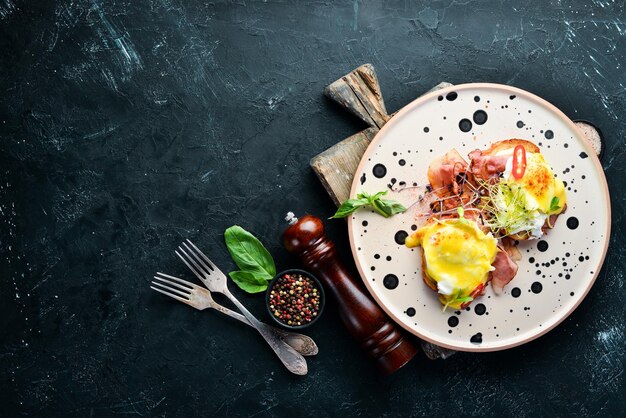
[{"x1": 512, "y1": 145, "x2": 527, "y2": 179}]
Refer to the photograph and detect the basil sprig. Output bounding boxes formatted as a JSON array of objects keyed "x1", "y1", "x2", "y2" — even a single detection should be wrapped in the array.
[
  {"x1": 549, "y1": 196, "x2": 561, "y2": 213},
  {"x1": 331, "y1": 190, "x2": 407, "y2": 219},
  {"x1": 224, "y1": 225, "x2": 276, "y2": 293}
]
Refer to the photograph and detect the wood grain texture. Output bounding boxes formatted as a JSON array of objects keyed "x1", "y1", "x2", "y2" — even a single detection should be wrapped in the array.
[
  {"x1": 311, "y1": 80, "x2": 452, "y2": 206},
  {"x1": 323, "y1": 63, "x2": 389, "y2": 129}
]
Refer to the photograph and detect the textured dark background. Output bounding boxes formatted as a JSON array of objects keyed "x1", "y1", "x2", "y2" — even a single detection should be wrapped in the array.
[{"x1": 1, "y1": 0, "x2": 624, "y2": 416}]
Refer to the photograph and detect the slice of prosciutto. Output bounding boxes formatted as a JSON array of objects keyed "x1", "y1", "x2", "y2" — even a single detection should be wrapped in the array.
[
  {"x1": 427, "y1": 148, "x2": 468, "y2": 197},
  {"x1": 427, "y1": 149, "x2": 475, "y2": 212},
  {"x1": 468, "y1": 149, "x2": 511, "y2": 181},
  {"x1": 489, "y1": 245, "x2": 519, "y2": 294}
]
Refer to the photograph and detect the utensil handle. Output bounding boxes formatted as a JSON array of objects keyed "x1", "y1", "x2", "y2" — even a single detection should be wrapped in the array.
[
  {"x1": 210, "y1": 303, "x2": 318, "y2": 356},
  {"x1": 324, "y1": 63, "x2": 390, "y2": 129},
  {"x1": 223, "y1": 289, "x2": 308, "y2": 375}
]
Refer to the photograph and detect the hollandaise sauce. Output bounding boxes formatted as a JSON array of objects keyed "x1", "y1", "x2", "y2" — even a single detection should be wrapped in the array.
[{"x1": 406, "y1": 218, "x2": 497, "y2": 310}]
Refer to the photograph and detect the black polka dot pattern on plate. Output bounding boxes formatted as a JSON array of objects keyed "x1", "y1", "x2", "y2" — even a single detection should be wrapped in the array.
[
  {"x1": 473, "y1": 110, "x2": 488, "y2": 125},
  {"x1": 459, "y1": 119, "x2": 472, "y2": 132},
  {"x1": 567, "y1": 217, "x2": 579, "y2": 230},
  {"x1": 446, "y1": 92, "x2": 457, "y2": 101},
  {"x1": 394, "y1": 230, "x2": 408, "y2": 245},
  {"x1": 406, "y1": 307, "x2": 416, "y2": 317},
  {"x1": 448, "y1": 316, "x2": 459, "y2": 327},
  {"x1": 373, "y1": 163, "x2": 386, "y2": 178},
  {"x1": 474, "y1": 303, "x2": 486, "y2": 315},
  {"x1": 383, "y1": 274, "x2": 399, "y2": 290},
  {"x1": 544, "y1": 130, "x2": 554, "y2": 139},
  {"x1": 470, "y1": 333, "x2": 483, "y2": 344}
]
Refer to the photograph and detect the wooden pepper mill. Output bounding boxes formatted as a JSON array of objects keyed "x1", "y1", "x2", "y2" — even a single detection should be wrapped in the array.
[{"x1": 282, "y1": 213, "x2": 417, "y2": 375}]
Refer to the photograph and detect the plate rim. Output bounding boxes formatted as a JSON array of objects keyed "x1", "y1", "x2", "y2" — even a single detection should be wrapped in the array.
[{"x1": 347, "y1": 82, "x2": 612, "y2": 352}]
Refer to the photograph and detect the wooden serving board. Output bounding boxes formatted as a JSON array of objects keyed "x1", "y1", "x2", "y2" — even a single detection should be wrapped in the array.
[{"x1": 311, "y1": 64, "x2": 604, "y2": 359}]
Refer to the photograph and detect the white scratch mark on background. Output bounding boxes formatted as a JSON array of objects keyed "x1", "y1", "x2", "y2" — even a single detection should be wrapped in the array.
[
  {"x1": 82, "y1": 124, "x2": 119, "y2": 140},
  {"x1": 200, "y1": 170, "x2": 215, "y2": 182},
  {"x1": 590, "y1": 325, "x2": 625, "y2": 392},
  {"x1": 100, "y1": 68, "x2": 119, "y2": 91},
  {"x1": 267, "y1": 95, "x2": 284, "y2": 110},
  {"x1": 0, "y1": 0, "x2": 15, "y2": 20},
  {"x1": 91, "y1": 0, "x2": 143, "y2": 76}
]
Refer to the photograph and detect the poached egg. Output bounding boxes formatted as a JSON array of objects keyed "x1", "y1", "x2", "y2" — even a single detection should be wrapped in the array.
[
  {"x1": 493, "y1": 149, "x2": 567, "y2": 238},
  {"x1": 406, "y1": 216, "x2": 498, "y2": 310}
]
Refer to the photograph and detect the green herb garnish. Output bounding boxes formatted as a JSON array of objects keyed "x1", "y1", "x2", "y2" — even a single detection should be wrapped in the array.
[
  {"x1": 478, "y1": 180, "x2": 536, "y2": 238},
  {"x1": 456, "y1": 206, "x2": 470, "y2": 225},
  {"x1": 442, "y1": 289, "x2": 474, "y2": 311},
  {"x1": 224, "y1": 225, "x2": 276, "y2": 293},
  {"x1": 549, "y1": 196, "x2": 561, "y2": 213},
  {"x1": 228, "y1": 271, "x2": 270, "y2": 293},
  {"x1": 331, "y1": 190, "x2": 407, "y2": 219}
]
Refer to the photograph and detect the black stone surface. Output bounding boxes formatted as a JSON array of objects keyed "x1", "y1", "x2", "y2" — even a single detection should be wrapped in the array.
[{"x1": 1, "y1": 1, "x2": 624, "y2": 416}]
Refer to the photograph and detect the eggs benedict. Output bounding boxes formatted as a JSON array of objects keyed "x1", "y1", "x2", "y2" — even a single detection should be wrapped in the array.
[
  {"x1": 406, "y1": 208, "x2": 498, "y2": 310},
  {"x1": 469, "y1": 139, "x2": 567, "y2": 239}
]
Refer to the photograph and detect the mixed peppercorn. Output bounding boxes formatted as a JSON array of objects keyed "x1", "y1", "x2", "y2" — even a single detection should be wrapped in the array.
[{"x1": 268, "y1": 273, "x2": 321, "y2": 327}]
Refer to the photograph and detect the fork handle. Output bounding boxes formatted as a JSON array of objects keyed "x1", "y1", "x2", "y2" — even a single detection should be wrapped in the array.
[
  {"x1": 223, "y1": 289, "x2": 309, "y2": 375},
  {"x1": 211, "y1": 303, "x2": 318, "y2": 356}
]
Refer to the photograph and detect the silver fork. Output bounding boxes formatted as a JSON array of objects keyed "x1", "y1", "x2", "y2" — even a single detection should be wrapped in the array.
[
  {"x1": 151, "y1": 272, "x2": 318, "y2": 356},
  {"x1": 175, "y1": 240, "x2": 308, "y2": 376}
]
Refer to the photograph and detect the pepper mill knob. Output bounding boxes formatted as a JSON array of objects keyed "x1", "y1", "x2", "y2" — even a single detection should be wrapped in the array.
[
  {"x1": 283, "y1": 213, "x2": 324, "y2": 254},
  {"x1": 282, "y1": 213, "x2": 417, "y2": 375}
]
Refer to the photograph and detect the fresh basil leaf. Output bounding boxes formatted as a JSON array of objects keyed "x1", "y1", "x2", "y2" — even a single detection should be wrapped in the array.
[
  {"x1": 549, "y1": 196, "x2": 561, "y2": 212},
  {"x1": 224, "y1": 225, "x2": 276, "y2": 278},
  {"x1": 361, "y1": 190, "x2": 388, "y2": 202},
  {"x1": 333, "y1": 190, "x2": 405, "y2": 219},
  {"x1": 330, "y1": 198, "x2": 369, "y2": 218},
  {"x1": 372, "y1": 198, "x2": 407, "y2": 218},
  {"x1": 228, "y1": 271, "x2": 269, "y2": 293}
]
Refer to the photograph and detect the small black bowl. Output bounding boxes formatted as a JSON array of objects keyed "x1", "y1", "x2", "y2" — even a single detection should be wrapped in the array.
[{"x1": 265, "y1": 269, "x2": 325, "y2": 330}]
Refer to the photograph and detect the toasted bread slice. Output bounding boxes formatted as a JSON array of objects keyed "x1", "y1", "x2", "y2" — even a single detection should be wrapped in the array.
[
  {"x1": 480, "y1": 138, "x2": 540, "y2": 156},
  {"x1": 420, "y1": 252, "x2": 438, "y2": 292}
]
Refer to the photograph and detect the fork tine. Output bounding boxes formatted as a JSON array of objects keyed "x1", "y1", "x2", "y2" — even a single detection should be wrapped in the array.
[
  {"x1": 182, "y1": 242, "x2": 215, "y2": 275},
  {"x1": 156, "y1": 271, "x2": 196, "y2": 286},
  {"x1": 157, "y1": 272, "x2": 208, "y2": 292},
  {"x1": 150, "y1": 286, "x2": 190, "y2": 304},
  {"x1": 175, "y1": 248, "x2": 206, "y2": 280},
  {"x1": 186, "y1": 239, "x2": 216, "y2": 271},
  {"x1": 153, "y1": 275, "x2": 193, "y2": 293},
  {"x1": 151, "y1": 280, "x2": 191, "y2": 299}
]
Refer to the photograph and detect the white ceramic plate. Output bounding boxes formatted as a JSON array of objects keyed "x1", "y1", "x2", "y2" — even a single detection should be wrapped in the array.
[{"x1": 348, "y1": 83, "x2": 610, "y2": 352}]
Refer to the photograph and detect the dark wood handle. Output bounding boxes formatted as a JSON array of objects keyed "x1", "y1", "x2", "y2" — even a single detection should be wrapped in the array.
[
  {"x1": 283, "y1": 214, "x2": 417, "y2": 375},
  {"x1": 324, "y1": 63, "x2": 390, "y2": 129}
]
